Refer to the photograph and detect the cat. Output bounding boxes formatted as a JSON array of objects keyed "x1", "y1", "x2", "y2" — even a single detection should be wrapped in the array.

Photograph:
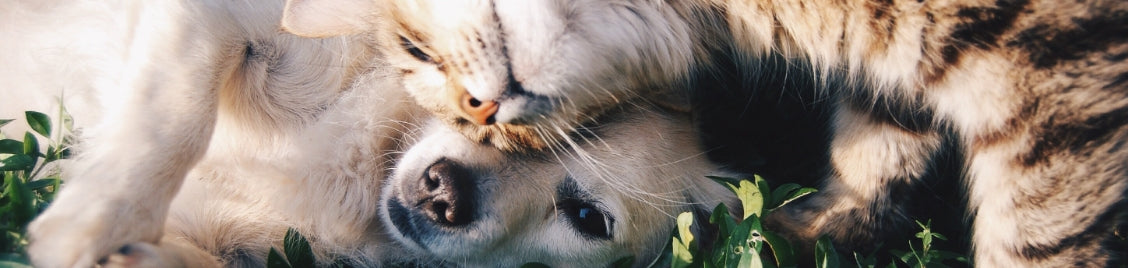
[{"x1": 281, "y1": 0, "x2": 1128, "y2": 266}]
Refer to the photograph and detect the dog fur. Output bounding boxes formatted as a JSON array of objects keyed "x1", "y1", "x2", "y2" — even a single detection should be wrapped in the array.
[{"x1": 8, "y1": 1, "x2": 740, "y2": 267}]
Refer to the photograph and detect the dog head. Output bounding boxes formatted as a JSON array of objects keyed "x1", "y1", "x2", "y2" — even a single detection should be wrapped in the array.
[{"x1": 379, "y1": 107, "x2": 738, "y2": 266}]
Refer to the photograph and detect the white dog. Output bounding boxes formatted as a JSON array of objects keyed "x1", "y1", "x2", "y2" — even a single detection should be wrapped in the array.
[
  {"x1": 7, "y1": 0, "x2": 418, "y2": 266},
  {"x1": 8, "y1": 1, "x2": 738, "y2": 267},
  {"x1": 380, "y1": 105, "x2": 738, "y2": 267}
]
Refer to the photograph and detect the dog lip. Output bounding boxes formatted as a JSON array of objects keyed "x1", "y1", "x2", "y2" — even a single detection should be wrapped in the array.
[{"x1": 386, "y1": 198, "x2": 431, "y2": 248}]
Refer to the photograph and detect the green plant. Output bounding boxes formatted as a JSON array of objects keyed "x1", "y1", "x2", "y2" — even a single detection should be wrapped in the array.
[
  {"x1": 666, "y1": 175, "x2": 970, "y2": 268},
  {"x1": 267, "y1": 228, "x2": 318, "y2": 268},
  {"x1": 0, "y1": 107, "x2": 74, "y2": 267},
  {"x1": 886, "y1": 220, "x2": 968, "y2": 268},
  {"x1": 668, "y1": 175, "x2": 816, "y2": 268}
]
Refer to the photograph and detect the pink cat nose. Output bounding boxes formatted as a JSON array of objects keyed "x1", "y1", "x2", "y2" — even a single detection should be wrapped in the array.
[{"x1": 459, "y1": 91, "x2": 498, "y2": 125}]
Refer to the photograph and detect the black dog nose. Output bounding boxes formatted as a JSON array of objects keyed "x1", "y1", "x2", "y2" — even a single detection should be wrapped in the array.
[{"x1": 415, "y1": 158, "x2": 477, "y2": 226}]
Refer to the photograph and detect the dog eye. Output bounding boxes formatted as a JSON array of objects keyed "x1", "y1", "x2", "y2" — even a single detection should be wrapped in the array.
[
  {"x1": 399, "y1": 36, "x2": 434, "y2": 63},
  {"x1": 560, "y1": 199, "x2": 613, "y2": 240}
]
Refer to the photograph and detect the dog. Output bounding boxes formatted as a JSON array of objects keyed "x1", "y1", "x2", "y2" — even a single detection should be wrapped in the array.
[
  {"x1": 8, "y1": 0, "x2": 412, "y2": 266},
  {"x1": 9, "y1": 1, "x2": 738, "y2": 266},
  {"x1": 379, "y1": 105, "x2": 738, "y2": 267}
]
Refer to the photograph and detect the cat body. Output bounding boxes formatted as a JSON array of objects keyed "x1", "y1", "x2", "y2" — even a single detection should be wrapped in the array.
[{"x1": 283, "y1": 0, "x2": 1128, "y2": 266}]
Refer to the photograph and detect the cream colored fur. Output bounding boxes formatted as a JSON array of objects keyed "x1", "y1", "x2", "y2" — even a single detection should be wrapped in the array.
[
  {"x1": 7, "y1": 1, "x2": 743, "y2": 267},
  {"x1": 6, "y1": 0, "x2": 420, "y2": 267},
  {"x1": 379, "y1": 106, "x2": 738, "y2": 267}
]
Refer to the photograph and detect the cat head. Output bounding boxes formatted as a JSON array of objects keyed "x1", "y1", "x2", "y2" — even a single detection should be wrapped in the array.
[{"x1": 282, "y1": 0, "x2": 712, "y2": 152}]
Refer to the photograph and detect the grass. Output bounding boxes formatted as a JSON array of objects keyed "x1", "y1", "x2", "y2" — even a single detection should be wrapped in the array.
[{"x1": 0, "y1": 107, "x2": 970, "y2": 267}]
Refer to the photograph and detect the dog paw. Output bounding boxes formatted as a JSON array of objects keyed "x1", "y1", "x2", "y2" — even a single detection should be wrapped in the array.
[
  {"x1": 27, "y1": 194, "x2": 165, "y2": 268},
  {"x1": 96, "y1": 243, "x2": 172, "y2": 268}
]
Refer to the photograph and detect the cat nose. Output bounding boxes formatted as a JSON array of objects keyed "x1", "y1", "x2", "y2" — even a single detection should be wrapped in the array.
[
  {"x1": 416, "y1": 158, "x2": 477, "y2": 226},
  {"x1": 459, "y1": 90, "x2": 498, "y2": 125}
]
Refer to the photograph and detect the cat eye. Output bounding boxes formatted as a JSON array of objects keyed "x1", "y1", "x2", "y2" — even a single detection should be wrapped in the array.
[
  {"x1": 399, "y1": 35, "x2": 434, "y2": 63},
  {"x1": 560, "y1": 198, "x2": 613, "y2": 240}
]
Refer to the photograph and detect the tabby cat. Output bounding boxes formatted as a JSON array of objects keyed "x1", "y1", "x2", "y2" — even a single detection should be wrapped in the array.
[{"x1": 282, "y1": 0, "x2": 1128, "y2": 266}]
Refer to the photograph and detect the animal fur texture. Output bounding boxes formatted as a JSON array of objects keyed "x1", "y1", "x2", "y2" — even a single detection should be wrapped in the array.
[
  {"x1": 7, "y1": 0, "x2": 740, "y2": 267},
  {"x1": 284, "y1": 0, "x2": 1128, "y2": 266},
  {"x1": 7, "y1": 0, "x2": 417, "y2": 266},
  {"x1": 380, "y1": 105, "x2": 739, "y2": 266}
]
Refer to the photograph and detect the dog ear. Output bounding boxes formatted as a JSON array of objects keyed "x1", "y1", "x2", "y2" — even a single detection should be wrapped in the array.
[{"x1": 281, "y1": 0, "x2": 377, "y2": 37}]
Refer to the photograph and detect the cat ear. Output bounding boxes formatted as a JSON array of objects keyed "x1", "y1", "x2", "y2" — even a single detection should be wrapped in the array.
[{"x1": 281, "y1": 0, "x2": 378, "y2": 37}]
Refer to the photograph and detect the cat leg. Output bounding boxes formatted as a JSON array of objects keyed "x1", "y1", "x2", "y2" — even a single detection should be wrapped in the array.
[
  {"x1": 767, "y1": 104, "x2": 943, "y2": 254},
  {"x1": 967, "y1": 119, "x2": 1128, "y2": 267}
]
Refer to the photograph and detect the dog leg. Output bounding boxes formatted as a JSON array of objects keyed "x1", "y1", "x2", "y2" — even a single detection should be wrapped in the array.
[
  {"x1": 26, "y1": 2, "x2": 236, "y2": 267},
  {"x1": 98, "y1": 239, "x2": 221, "y2": 268}
]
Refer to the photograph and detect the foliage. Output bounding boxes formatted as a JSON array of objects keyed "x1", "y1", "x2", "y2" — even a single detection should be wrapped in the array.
[
  {"x1": 267, "y1": 228, "x2": 318, "y2": 268},
  {"x1": 0, "y1": 107, "x2": 74, "y2": 267},
  {"x1": 665, "y1": 175, "x2": 969, "y2": 268},
  {"x1": 667, "y1": 175, "x2": 816, "y2": 268}
]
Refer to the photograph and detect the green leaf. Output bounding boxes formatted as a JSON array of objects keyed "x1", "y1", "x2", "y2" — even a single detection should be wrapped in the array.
[
  {"x1": 761, "y1": 231, "x2": 795, "y2": 268},
  {"x1": 733, "y1": 214, "x2": 765, "y2": 268},
  {"x1": 0, "y1": 140, "x2": 22, "y2": 155},
  {"x1": 768, "y1": 183, "x2": 800, "y2": 209},
  {"x1": 709, "y1": 203, "x2": 735, "y2": 240},
  {"x1": 815, "y1": 235, "x2": 841, "y2": 268},
  {"x1": 890, "y1": 249, "x2": 915, "y2": 266},
  {"x1": 671, "y1": 213, "x2": 696, "y2": 268},
  {"x1": 754, "y1": 175, "x2": 772, "y2": 210},
  {"x1": 282, "y1": 228, "x2": 315, "y2": 268},
  {"x1": 0, "y1": 155, "x2": 34, "y2": 171},
  {"x1": 774, "y1": 187, "x2": 816, "y2": 210},
  {"x1": 672, "y1": 237, "x2": 694, "y2": 268},
  {"x1": 735, "y1": 180, "x2": 763, "y2": 219},
  {"x1": 676, "y1": 212, "x2": 696, "y2": 253},
  {"x1": 266, "y1": 248, "x2": 291, "y2": 268},
  {"x1": 706, "y1": 176, "x2": 742, "y2": 188},
  {"x1": 0, "y1": 119, "x2": 13, "y2": 129},
  {"x1": 24, "y1": 111, "x2": 50, "y2": 138},
  {"x1": 31, "y1": 176, "x2": 61, "y2": 204},
  {"x1": 22, "y1": 133, "x2": 38, "y2": 158},
  {"x1": 25, "y1": 178, "x2": 60, "y2": 191},
  {"x1": 4, "y1": 174, "x2": 37, "y2": 228}
]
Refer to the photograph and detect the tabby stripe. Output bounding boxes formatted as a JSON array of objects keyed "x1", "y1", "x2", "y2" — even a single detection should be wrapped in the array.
[
  {"x1": 1008, "y1": 11, "x2": 1128, "y2": 69},
  {"x1": 1021, "y1": 105, "x2": 1128, "y2": 167},
  {"x1": 1018, "y1": 200, "x2": 1127, "y2": 260}
]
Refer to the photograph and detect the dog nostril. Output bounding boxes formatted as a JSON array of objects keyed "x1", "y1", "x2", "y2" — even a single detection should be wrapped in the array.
[
  {"x1": 423, "y1": 166, "x2": 441, "y2": 191},
  {"x1": 418, "y1": 159, "x2": 476, "y2": 226},
  {"x1": 468, "y1": 97, "x2": 482, "y2": 107}
]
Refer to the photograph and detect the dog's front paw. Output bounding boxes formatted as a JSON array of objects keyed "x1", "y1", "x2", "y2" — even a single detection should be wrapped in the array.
[
  {"x1": 97, "y1": 243, "x2": 170, "y2": 268},
  {"x1": 27, "y1": 195, "x2": 165, "y2": 268}
]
